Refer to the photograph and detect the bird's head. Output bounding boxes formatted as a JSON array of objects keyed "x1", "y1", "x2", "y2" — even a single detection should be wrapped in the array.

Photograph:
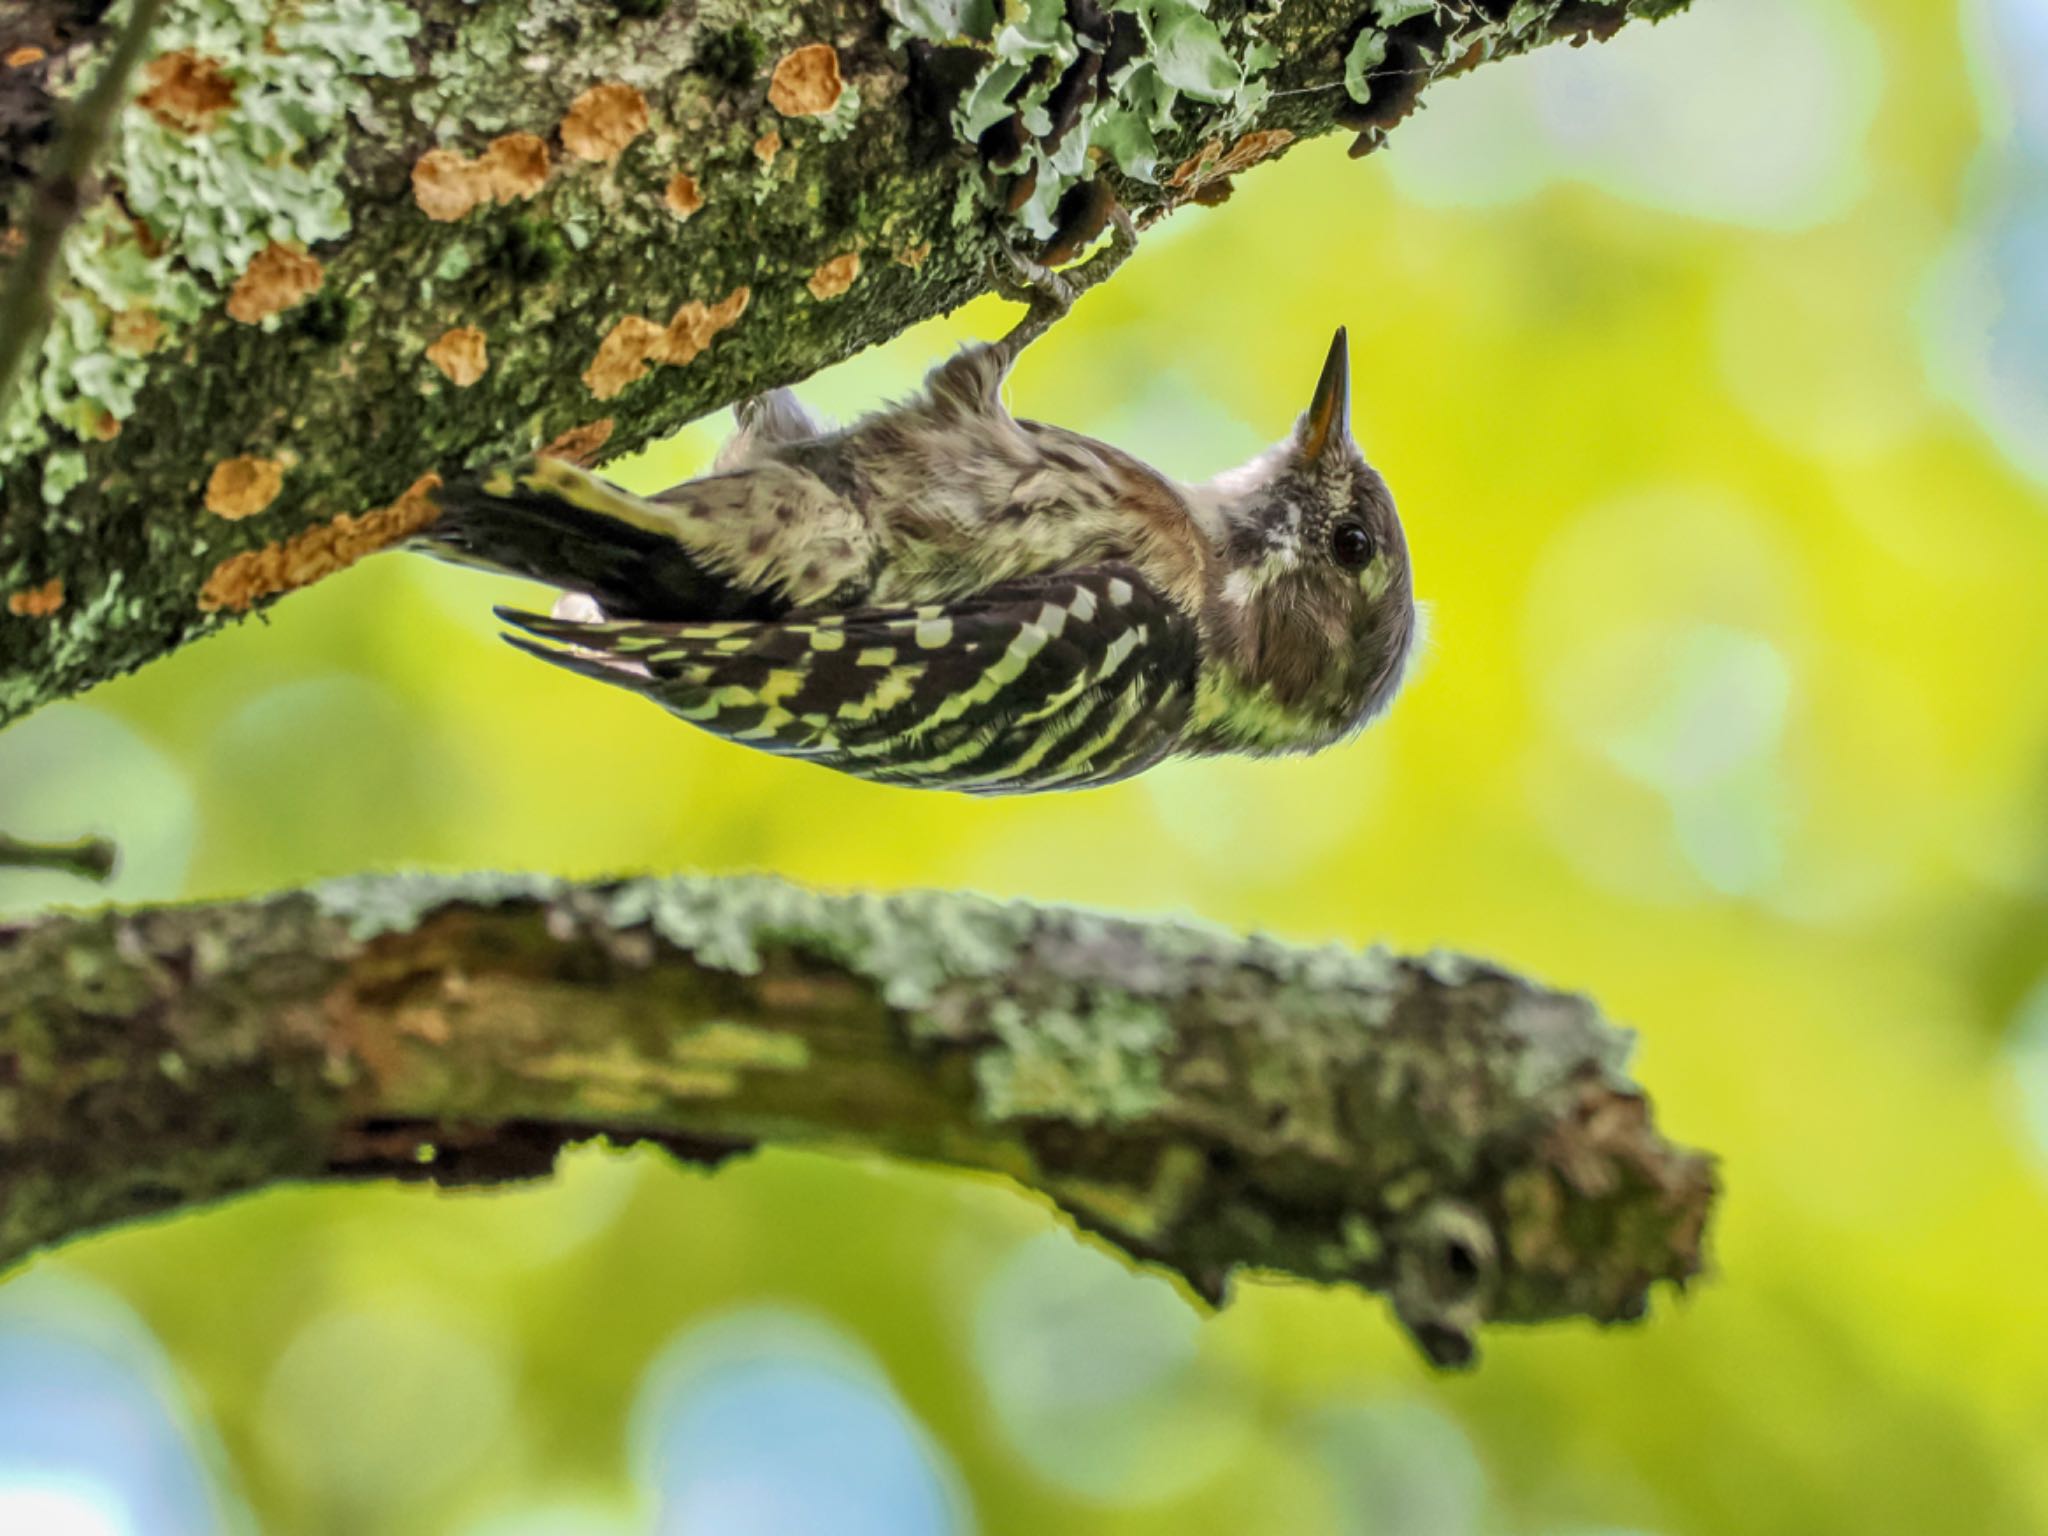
[{"x1": 1189, "y1": 328, "x2": 1418, "y2": 756}]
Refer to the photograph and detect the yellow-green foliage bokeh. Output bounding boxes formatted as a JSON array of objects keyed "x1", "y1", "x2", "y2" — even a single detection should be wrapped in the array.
[{"x1": 4, "y1": 0, "x2": 2047, "y2": 1532}]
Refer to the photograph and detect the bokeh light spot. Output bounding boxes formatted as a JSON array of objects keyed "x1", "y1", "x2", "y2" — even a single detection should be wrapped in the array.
[
  {"x1": 454, "y1": 1502, "x2": 643, "y2": 1536},
  {"x1": 971, "y1": 1232, "x2": 1251, "y2": 1504},
  {"x1": 0, "y1": 1273, "x2": 241, "y2": 1536},
  {"x1": 200, "y1": 675, "x2": 476, "y2": 883},
  {"x1": 1715, "y1": 226, "x2": 1935, "y2": 463},
  {"x1": 1921, "y1": 174, "x2": 2048, "y2": 489},
  {"x1": 2002, "y1": 969, "x2": 2048, "y2": 1176},
  {"x1": 1387, "y1": 0, "x2": 1880, "y2": 229},
  {"x1": 0, "y1": 1482, "x2": 133, "y2": 1536},
  {"x1": 0, "y1": 705, "x2": 195, "y2": 915},
  {"x1": 255, "y1": 1304, "x2": 514, "y2": 1512},
  {"x1": 1966, "y1": 0, "x2": 2048, "y2": 153},
  {"x1": 1522, "y1": 488, "x2": 1804, "y2": 900},
  {"x1": 1921, "y1": 0, "x2": 2048, "y2": 488},
  {"x1": 630, "y1": 1308, "x2": 969, "y2": 1536},
  {"x1": 1144, "y1": 744, "x2": 1388, "y2": 875},
  {"x1": 1301, "y1": 1396, "x2": 1488, "y2": 1536},
  {"x1": 1599, "y1": 625, "x2": 1791, "y2": 796}
]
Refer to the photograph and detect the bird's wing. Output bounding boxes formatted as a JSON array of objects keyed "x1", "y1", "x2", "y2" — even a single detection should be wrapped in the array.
[{"x1": 497, "y1": 563, "x2": 1201, "y2": 794}]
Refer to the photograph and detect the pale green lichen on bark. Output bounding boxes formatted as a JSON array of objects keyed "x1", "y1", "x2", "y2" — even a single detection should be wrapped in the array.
[
  {"x1": 121, "y1": 0, "x2": 419, "y2": 282},
  {"x1": 310, "y1": 869, "x2": 1604, "y2": 1141},
  {"x1": 0, "y1": 0, "x2": 421, "y2": 501},
  {"x1": 311, "y1": 869, "x2": 569, "y2": 939},
  {"x1": 604, "y1": 875, "x2": 1040, "y2": 1004},
  {"x1": 975, "y1": 990, "x2": 1172, "y2": 1124},
  {"x1": 887, "y1": 0, "x2": 1286, "y2": 232}
]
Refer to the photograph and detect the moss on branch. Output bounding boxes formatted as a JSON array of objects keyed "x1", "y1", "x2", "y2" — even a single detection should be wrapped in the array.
[{"x1": 0, "y1": 872, "x2": 1715, "y2": 1368}]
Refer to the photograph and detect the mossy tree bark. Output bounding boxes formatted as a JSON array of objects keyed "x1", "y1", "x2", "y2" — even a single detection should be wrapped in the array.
[
  {"x1": 0, "y1": 874, "x2": 1714, "y2": 1367},
  {"x1": 0, "y1": 0, "x2": 1691, "y2": 722}
]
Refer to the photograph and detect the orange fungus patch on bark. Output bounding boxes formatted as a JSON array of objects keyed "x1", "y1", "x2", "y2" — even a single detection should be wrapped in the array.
[
  {"x1": 412, "y1": 134, "x2": 551, "y2": 221},
  {"x1": 582, "y1": 317, "x2": 666, "y2": 402},
  {"x1": 481, "y1": 133, "x2": 552, "y2": 196},
  {"x1": 198, "y1": 475, "x2": 443, "y2": 614},
  {"x1": 204, "y1": 456, "x2": 287, "y2": 519},
  {"x1": 542, "y1": 419, "x2": 615, "y2": 465},
  {"x1": 895, "y1": 242, "x2": 931, "y2": 269},
  {"x1": 753, "y1": 130, "x2": 781, "y2": 165},
  {"x1": 426, "y1": 326, "x2": 489, "y2": 386},
  {"x1": 807, "y1": 253, "x2": 860, "y2": 300},
  {"x1": 5, "y1": 46, "x2": 47, "y2": 68},
  {"x1": 664, "y1": 287, "x2": 751, "y2": 366},
  {"x1": 109, "y1": 307, "x2": 163, "y2": 355},
  {"x1": 664, "y1": 173, "x2": 704, "y2": 220},
  {"x1": 582, "y1": 287, "x2": 749, "y2": 401},
  {"x1": 1168, "y1": 129, "x2": 1295, "y2": 193},
  {"x1": 7, "y1": 580, "x2": 64, "y2": 618},
  {"x1": 137, "y1": 50, "x2": 235, "y2": 132},
  {"x1": 561, "y1": 82, "x2": 649, "y2": 162},
  {"x1": 226, "y1": 241, "x2": 323, "y2": 323},
  {"x1": 768, "y1": 44, "x2": 844, "y2": 117}
]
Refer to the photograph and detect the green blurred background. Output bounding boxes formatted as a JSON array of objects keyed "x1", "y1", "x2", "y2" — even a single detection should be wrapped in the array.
[{"x1": 6, "y1": 0, "x2": 2048, "y2": 1530}]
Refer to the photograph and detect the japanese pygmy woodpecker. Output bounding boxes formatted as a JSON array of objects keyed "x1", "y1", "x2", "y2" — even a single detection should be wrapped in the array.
[{"x1": 423, "y1": 230, "x2": 1418, "y2": 795}]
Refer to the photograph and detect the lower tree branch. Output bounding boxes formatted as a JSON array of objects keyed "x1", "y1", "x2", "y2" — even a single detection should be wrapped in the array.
[{"x1": 0, "y1": 872, "x2": 1713, "y2": 1366}]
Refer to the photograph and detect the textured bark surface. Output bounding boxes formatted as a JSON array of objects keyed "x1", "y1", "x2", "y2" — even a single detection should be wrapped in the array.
[
  {"x1": 0, "y1": 0, "x2": 1691, "y2": 725},
  {"x1": 0, "y1": 873, "x2": 1715, "y2": 1367}
]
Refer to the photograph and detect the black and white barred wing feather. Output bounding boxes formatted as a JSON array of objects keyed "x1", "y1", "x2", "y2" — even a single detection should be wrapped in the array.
[{"x1": 497, "y1": 566, "x2": 1199, "y2": 794}]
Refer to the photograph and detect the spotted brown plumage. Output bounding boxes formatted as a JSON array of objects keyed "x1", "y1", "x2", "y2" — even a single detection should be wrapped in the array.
[{"x1": 421, "y1": 231, "x2": 1417, "y2": 794}]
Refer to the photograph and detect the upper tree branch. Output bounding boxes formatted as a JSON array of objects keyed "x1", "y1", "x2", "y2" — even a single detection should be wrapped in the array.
[
  {"x1": 0, "y1": 0, "x2": 1690, "y2": 725},
  {"x1": 0, "y1": 872, "x2": 1714, "y2": 1367}
]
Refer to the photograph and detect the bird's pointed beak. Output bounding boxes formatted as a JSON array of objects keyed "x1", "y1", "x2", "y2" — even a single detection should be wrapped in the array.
[{"x1": 1300, "y1": 327, "x2": 1351, "y2": 463}]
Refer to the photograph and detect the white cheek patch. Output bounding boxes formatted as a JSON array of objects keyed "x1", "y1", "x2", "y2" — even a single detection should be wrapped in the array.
[
  {"x1": 1262, "y1": 503, "x2": 1302, "y2": 560},
  {"x1": 1259, "y1": 508, "x2": 1302, "y2": 572},
  {"x1": 1224, "y1": 536, "x2": 1305, "y2": 611}
]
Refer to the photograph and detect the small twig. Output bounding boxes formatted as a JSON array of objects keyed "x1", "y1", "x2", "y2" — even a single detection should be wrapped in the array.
[
  {"x1": 0, "y1": 0, "x2": 169, "y2": 416},
  {"x1": 0, "y1": 832, "x2": 118, "y2": 881}
]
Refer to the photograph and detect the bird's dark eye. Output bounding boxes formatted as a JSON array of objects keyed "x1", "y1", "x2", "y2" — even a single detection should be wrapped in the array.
[{"x1": 1330, "y1": 520, "x2": 1374, "y2": 570}]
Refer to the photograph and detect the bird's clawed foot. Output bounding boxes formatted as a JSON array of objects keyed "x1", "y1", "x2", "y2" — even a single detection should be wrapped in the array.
[
  {"x1": 989, "y1": 203, "x2": 1139, "y2": 354},
  {"x1": 988, "y1": 241, "x2": 1078, "y2": 333}
]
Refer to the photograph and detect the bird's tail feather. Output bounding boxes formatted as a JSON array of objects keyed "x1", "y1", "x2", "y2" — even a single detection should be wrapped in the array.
[{"x1": 419, "y1": 457, "x2": 775, "y2": 622}]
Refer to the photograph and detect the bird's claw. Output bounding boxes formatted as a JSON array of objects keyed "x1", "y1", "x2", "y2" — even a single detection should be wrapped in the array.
[
  {"x1": 988, "y1": 238, "x2": 1078, "y2": 320},
  {"x1": 1072, "y1": 204, "x2": 1140, "y2": 292},
  {"x1": 989, "y1": 204, "x2": 1139, "y2": 354}
]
